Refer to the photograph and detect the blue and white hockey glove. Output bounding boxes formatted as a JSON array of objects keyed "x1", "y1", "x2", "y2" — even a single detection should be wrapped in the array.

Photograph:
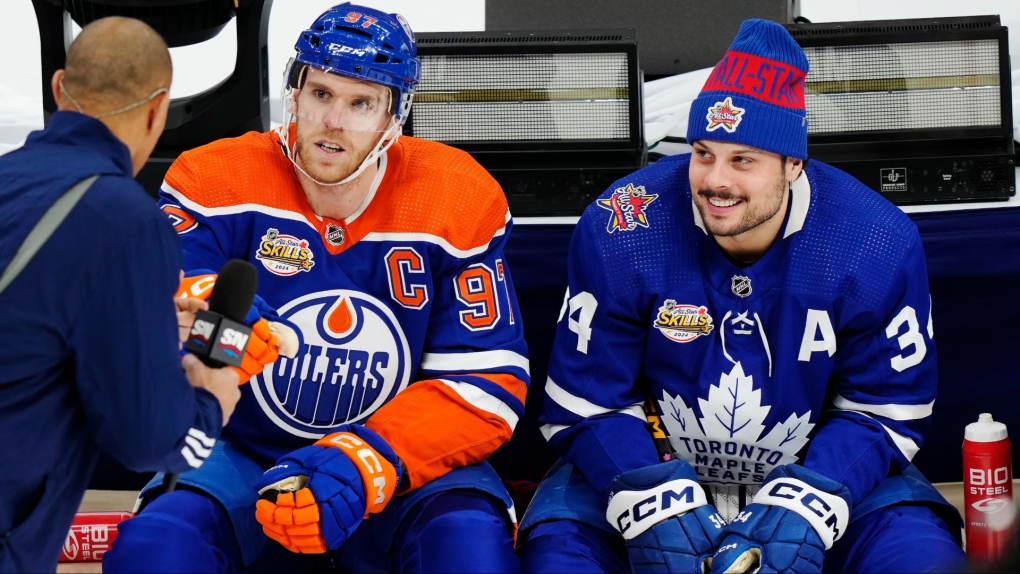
[
  {"x1": 709, "y1": 464, "x2": 851, "y2": 573},
  {"x1": 607, "y1": 459, "x2": 726, "y2": 573},
  {"x1": 253, "y1": 424, "x2": 401, "y2": 553}
]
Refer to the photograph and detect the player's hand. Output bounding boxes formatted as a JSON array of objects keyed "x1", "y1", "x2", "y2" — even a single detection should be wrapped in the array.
[
  {"x1": 175, "y1": 296, "x2": 209, "y2": 348},
  {"x1": 181, "y1": 353, "x2": 241, "y2": 425},
  {"x1": 708, "y1": 464, "x2": 850, "y2": 573},
  {"x1": 254, "y1": 424, "x2": 401, "y2": 553},
  {"x1": 607, "y1": 459, "x2": 725, "y2": 573},
  {"x1": 231, "y1": 318, "x2": 277, "y2": 384},
  {"x1": 176, "y1": 271, "x2": 299, "y2": 383}
]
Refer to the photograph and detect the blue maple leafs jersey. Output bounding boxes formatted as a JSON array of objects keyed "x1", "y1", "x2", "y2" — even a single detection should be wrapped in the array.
[{"x1": 541, "y1": 153, "x2": 937, "y2": 507}]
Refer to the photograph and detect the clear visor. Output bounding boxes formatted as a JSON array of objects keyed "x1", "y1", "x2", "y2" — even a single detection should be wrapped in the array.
[{"x1": 284, "y1": 63, "x2": 396, "y2": 133}]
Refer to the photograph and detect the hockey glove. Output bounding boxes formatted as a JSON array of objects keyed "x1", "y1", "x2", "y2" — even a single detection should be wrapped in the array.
[
  {"x1": 607, "y1": 459, "x2": 726, "y2": 573},
  {"x1": 254, "y1": 424, "x2": 401, "y2": 553},
  {"x1": 176, "y1": 271, "x2": 299, "y2": 384},
  {"x1": 708, "y1": 464, "x2": 851, "y2": 574}
]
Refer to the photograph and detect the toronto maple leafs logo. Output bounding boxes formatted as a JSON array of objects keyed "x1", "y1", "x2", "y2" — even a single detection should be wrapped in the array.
[
  {"x1": 657, "y1": 363, "x2": 814, "y2": 485},
  {"x1": 596, "y1": 183, "x2": 659, "y2": 233},
  {"x1": 706, "y1": 97, "x2": 745, "y2": 133}
]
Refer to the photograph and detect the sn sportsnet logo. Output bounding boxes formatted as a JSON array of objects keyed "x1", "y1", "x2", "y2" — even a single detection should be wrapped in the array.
[
  {"x1": 217, "y1": 328, "x2": 250, "y2": 359},
  {"x1": 249, "y1": 289, "x2": 411, "y2": 438},
  {"x1": 654, "y1": 299, "x2": 714, "y2": 342},
  {"x1": 189, "y1": 319, "x2": 216, "y2": 347},
  {"x1": 256, "y1": 228, "x2": 315, "y2": 276},
  {"x1": 596, "y1": 183, "x2": 658, "y2": 233}
]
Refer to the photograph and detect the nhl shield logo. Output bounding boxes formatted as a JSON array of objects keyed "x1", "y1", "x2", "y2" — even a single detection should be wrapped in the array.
[
  {"x1": 325, "y1": 223, "x2": 345, "y2": 246},
  {"x1": 731, "y1": 275, "x2": 752, "y2": 298}
]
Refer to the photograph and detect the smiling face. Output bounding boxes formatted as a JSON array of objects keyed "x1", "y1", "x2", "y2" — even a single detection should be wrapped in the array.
[
  {"x1": 689, "y1": 140, "x2": 803, "y2": 263},
  {"x1": 292, "y1": 68, "x2": 394, "y2": 184}
]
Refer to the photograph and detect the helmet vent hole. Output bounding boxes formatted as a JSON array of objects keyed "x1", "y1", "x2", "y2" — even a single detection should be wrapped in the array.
[
  {"x1": 315, "y1": 25, "x2": 325, "y2": 31},
  {"x1": 374, "y1": 54, "x2": 390, "y2": 63},
  {"x1": 337, "y1": 26, "x2": 374, "y2": 39},
  {"x1": 383, "y1": 43, "x2": 395, "y2": 50},
  {"x1": 391, "y1": 58, "x2": 402, "y2": 64},
  {"x1": 309, "y1": 36, "x2": 320, "y2": 47}
]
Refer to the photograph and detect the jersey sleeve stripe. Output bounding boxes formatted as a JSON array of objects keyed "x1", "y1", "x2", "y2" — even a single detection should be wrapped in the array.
[
  {"x1": 441, "y1": 374, "x2": 526, "y2": 415},
  {"x1": 363, "y1": 211, "x2": 510, "y2": 259},
  {"x1": 540, "y1": 423, "x2": 569, "y2": 441},
  {"x1": 438, "y1": 378, "x2": 521, "y2": 431},
  {"x1": 546, "y1": 376, "x2": 645, "y2": 421},
  {"x1": 180, "y1": 445, "x2": 204, "y2": 469},
  {"x1": 420, "y1": 349, "x2": 530, "y2": 377},
  {"x1": 184, "y1": 435, "x2": 213, "y2": 458},
  {"x1": 833, "y1": 395, "x2": 934, "y2": 421},
  {"x1": 187, "y1": 428, "x2": 216, "y2": 448},
  {"x1": 161, "y1": 182, "x2": 317, "y2": 230}
]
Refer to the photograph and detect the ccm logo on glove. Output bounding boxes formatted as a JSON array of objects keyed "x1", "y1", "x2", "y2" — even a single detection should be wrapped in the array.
[
  {"x1": 606, "y1": 478, "x2": 708, "y2": 538},
  {"x1": 315, "y1": 433, "x2": 394, "y2": 514},
  {"x1": 752, "y1": 478, "x2": 849, "y2": 549}
]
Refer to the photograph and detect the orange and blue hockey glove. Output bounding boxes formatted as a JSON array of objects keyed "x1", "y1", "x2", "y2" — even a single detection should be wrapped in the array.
[
  {"x1": 175, "y1": 271, "x2": 299, "y2": 384},
  {"x1": 253, "y1": 424, "x2": 401, "y2": 553}
]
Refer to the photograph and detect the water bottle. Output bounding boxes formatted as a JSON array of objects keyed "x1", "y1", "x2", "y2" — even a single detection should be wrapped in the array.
[{"x1": 963, "y1": 413, "x2": 1014, "y2": 562}]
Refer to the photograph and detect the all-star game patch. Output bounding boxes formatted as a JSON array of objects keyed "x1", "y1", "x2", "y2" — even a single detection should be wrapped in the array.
[
  {"x1": 596, "y1": 183, "x2": 659, "y2": 233},
  {"x1": 706, "y1": 97, "x2": 745, "y2": 133},
  {"x1": 256, "y1": 228, "x2": 315, "y2": 276},
  {"x1": 325, "y1": 223, "x2": 345, "y2": 246}
]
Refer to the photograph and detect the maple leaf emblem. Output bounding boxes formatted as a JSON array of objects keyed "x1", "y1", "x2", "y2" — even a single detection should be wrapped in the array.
[
  {"x1": 706, "y1": 97, "x2": 745, "y2": 133},
  {"x1": 656, "y1": 363, "x2": 815, "y2": 485}
]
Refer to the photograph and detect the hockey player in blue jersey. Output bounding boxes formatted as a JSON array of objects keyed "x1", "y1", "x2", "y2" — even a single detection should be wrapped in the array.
[
  {"x1": 517, "y1": 19, "x2": 968, "y2": 573},
  {"x1": 103, "y1": 3, "x2": 527, "y2": 572}
]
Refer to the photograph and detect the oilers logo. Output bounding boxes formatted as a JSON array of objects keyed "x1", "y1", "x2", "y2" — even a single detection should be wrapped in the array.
[
  {"x1": 654, "y1": 299, "x2": 714, "y2": 343},
  {"x1": 250, "y1": 289, "x2": 411, "y2": 438},
  {"x1": 256, "y1": 228, "x2": 315, "y2": 276}
]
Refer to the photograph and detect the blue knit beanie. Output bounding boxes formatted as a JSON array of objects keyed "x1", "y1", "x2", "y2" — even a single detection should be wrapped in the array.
[{"x1": 686, "y1": 19, "x2": 809, "y2": 159}]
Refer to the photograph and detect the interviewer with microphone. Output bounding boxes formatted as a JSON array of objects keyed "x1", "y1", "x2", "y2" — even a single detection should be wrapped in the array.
[{"x1": 0, "y1": 17, "x2": 246, "y2": 572}]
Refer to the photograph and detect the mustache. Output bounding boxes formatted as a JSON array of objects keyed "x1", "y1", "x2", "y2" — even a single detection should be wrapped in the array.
[{"x1": 697, "y1": 189, "x2": 744, "y2": 201}]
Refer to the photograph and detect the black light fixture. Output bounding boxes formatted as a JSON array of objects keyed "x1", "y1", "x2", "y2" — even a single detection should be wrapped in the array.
[
  {"x1": 32, "y1": 0, "x2": 274, "y2": 197},
  {"x1": 786, "y1": 15, "x2": 1015, "y2": 204},
  {"x1": 405, "y1": 29, "x2": 645, "y2": 216}
]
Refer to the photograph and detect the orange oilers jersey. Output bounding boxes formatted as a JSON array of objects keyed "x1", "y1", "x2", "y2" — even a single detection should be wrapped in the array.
[{"x1": 157, "y1": 131, "x2": 530, "y2": 490}]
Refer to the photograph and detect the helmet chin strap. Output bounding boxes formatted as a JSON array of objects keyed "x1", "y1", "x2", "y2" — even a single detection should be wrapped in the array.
[{"x1": 287, "y1": 121, "x2": 401, "y2": 187}]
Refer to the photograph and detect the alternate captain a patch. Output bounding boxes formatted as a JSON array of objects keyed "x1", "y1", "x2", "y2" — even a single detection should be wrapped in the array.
[{"x1": 597, "y1": 183, "x2": 659, "y2": 233}]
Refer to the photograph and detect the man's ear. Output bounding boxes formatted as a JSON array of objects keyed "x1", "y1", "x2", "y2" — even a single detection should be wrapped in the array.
[
  {"x1": 786, "y1": 158, "x2": 804, "y2": 183},
  {"x1": 147, "y1": 93, "x2": 170, "y2": 133},
  {"x1": 50, "y1": 70, "x2": 65, "y2": 106}
]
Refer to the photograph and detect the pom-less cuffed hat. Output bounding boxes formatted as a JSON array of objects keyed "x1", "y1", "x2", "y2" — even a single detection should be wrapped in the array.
[{"x1": 686, "y1": 19, "x2": 809, "y2": 159}]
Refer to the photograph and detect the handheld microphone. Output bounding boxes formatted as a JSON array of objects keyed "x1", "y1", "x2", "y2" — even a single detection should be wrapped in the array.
[
  {"x1": 184, "y1": 260, "x2": 258, "y2": 368},
  {"x1": 168, "y1": 260, "x2": 258, "y2": 493}
]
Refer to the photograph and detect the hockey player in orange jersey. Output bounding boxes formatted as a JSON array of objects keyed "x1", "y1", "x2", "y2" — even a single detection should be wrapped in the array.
[{"x1": 103, "y1": 4, "x2": 529, "y2": 572}]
